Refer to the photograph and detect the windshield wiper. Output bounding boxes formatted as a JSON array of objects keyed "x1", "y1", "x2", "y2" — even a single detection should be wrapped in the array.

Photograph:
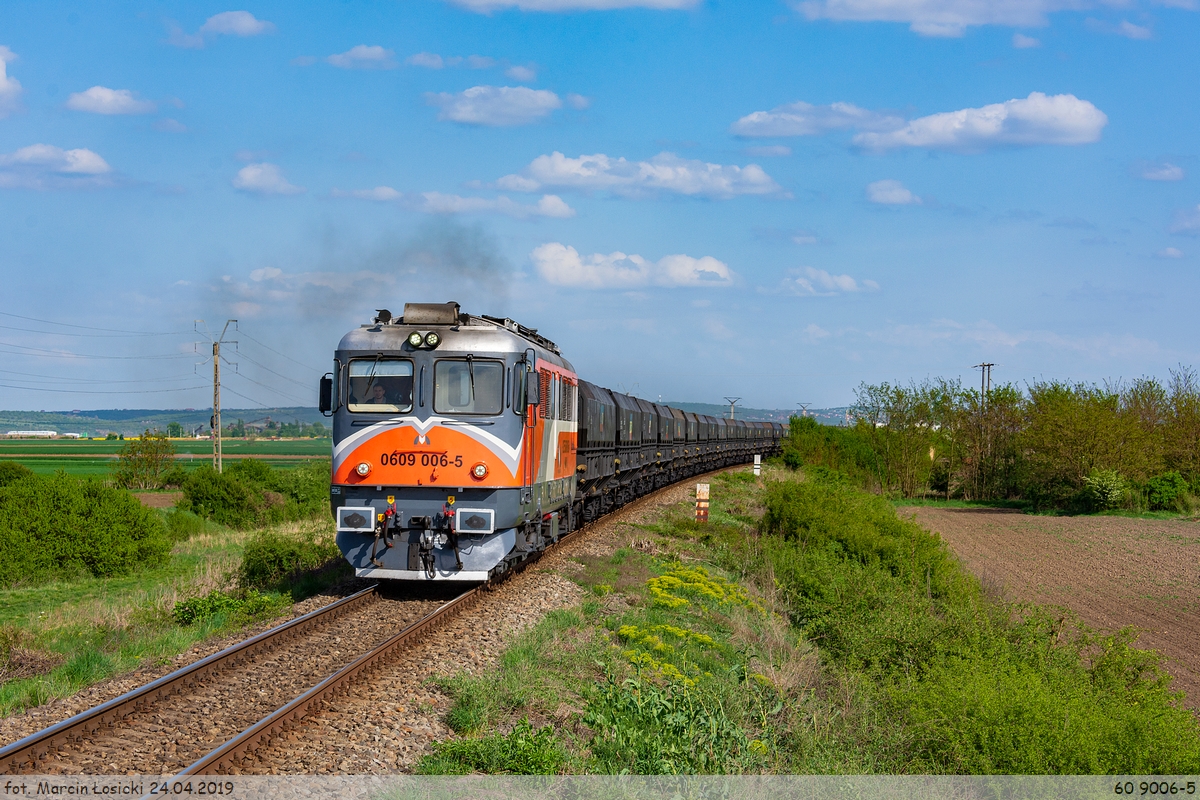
[{"x1": 466, "y1": 355, "x2": 475, "y2": 402}]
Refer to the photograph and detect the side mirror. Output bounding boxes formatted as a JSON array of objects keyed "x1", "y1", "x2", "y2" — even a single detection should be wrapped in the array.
[
  {"x1": 319, "y1": 374, "x2": 333, "y2": 415},
  {"x1": 526, "y1": 371, "x2": 541, "y2": 407}
]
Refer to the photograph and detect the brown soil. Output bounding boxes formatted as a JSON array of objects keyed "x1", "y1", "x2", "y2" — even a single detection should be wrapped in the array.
[
  {"x1": 132, "y1": 491, "x2": 183, "y2": 508},
  {"x1": 908, "y1": 508, "x2": 1200, "y2": 710}
]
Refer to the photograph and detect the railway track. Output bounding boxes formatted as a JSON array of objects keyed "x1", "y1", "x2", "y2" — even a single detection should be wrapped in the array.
[{"x1": 1, "y1": 467, "x2": 735, "y2": 776}]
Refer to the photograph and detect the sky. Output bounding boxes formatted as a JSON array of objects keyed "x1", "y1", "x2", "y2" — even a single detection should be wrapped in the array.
[{"x1": 1, "y1": 0, "x2": 1198, "y2": 412}]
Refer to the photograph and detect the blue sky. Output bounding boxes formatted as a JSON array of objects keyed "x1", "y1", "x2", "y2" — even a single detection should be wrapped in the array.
[{"x1": 1, "y1": 0, "x2": 1197, "y2": 412}]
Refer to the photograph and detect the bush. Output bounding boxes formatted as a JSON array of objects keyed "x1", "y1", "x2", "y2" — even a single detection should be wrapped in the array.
[
  {"x1": 172, "y1": 589, "x2": 289, "y2": 626},
  {"x1": 1082, "y1": 469, "x2": 1126, "y2": 512},
  {"x1": 417, "y1": 719, "x2": 568, "y2": 775},
  {"x1": 0, "y1": 461, "x2": 34, "y2": 488},
  {"x1": 240, "y1": 530, "x2": 339, "y2": 591},
  {"x1": 181, "y1": 461, "x2": 328, "y2": 530},
  {"x1": 0, "y1": 472, "x2": 172, "y2": 587},
  {"x1": 113, "y1": 430, "x2": 176, "y2": 490},
  {"x1": 162, "y1": 508, "x2": 209, "y2": 542},
  {"x1": 1146, "y1": 471, "x2": 1189, "y2": 511}
]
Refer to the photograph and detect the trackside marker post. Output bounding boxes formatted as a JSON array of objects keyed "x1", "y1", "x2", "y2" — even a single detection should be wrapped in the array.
[
  {"x1": 754, "y1": 454, "x2": 761, "y2": 476},
  {"x1": 696, "y1": 483, "x2": 710, "y2": 523}
]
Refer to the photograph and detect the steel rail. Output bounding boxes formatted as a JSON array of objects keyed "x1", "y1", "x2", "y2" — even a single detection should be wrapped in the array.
[
  {"x1": 0, "y1": 584, "x2": 381, "y2": 774},
  {"x1": 178, "y1": 464, "x2": 742, "y2": 775}
]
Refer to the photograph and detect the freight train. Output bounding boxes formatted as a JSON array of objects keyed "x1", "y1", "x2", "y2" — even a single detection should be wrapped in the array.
[{"x1": 318, "y1": 302, "x2": 785, "y2": 581}]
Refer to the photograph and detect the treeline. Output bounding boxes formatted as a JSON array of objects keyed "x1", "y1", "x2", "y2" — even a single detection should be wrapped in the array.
[{"x1": 785, "y1": 366, "x2": 1200, "y2": 511}]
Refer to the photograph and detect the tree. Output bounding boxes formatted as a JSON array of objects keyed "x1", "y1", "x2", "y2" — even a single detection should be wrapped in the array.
[
  {"x1": 167, "y1": 421, "x2": 183, "y2": 438},
  {"x1": 114, "y1": 429, "x2": 176, "y2": 490}
]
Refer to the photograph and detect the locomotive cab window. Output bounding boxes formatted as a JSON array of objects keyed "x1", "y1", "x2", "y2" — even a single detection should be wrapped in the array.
[
  {"x1": 347, "y1": 358, "x2": 413, "y2": 413},
  {"x1": 435, "y1": 359, "x2": 504, "y2": 415}
]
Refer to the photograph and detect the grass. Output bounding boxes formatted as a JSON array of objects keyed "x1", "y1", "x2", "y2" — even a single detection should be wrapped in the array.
[
  {"x1": 0, "y1": 514, "x2": 345, "y2": 717},
  {"x1": 416, "y1": 463, "x2": 1200, "y2": 775},
  {"x1": 0, "y1": 439, "x2": 329, "y2": 477}
]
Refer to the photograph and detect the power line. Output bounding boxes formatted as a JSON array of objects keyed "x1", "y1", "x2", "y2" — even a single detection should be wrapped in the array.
[
  {"x1": 226, "y1": 370, "x2": 308, "y2": 405},
  {"x1": 0, "y1": 310, "x2": 186, "y2": 336},
  {"x1": 0, "y1": 369, "x2": 199, "y2": 385},
  {"x1": 0, "y1": 342, "x2": 193, "y2": 360},
  {"x1": 218, "y1": 384, "x2": 273, "y2": 408},
  {"x1": 0, "y1": 382, "x2": 207, "y2": 395},
  {"x1": 233, "y1": 351, "x2": 314, "y2": 391},
  {"x1": 0, "y1": 323, "x2": 189, "y2": 339},
  {"x1": 238, "y1": 331, "x2": 323, "y2": 375}
]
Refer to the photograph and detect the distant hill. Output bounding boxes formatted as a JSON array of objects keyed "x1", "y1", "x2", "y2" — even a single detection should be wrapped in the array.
[
  {"x1": 0, "y1": 403, "x2": 854, "y2": 437},
  {"x1": 0, "y1": 408, "x2": 326, "y2": 437}
]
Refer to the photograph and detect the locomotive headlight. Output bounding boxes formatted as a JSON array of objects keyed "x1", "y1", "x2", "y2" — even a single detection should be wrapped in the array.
[
  {"x1": 424, "y1": 331, "x2": 441, "y2": 348},
  {"x1": 356, "y1": 462, "x2": 372, "y2": 476},
  {"x1": 471, "y1": 462, "x2": 488, "y2": 480},
  {"x1": 407, "y1": 331, "x2": 423, "y2": 348}
]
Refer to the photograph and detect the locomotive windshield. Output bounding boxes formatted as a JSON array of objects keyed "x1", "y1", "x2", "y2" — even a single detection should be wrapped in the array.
[
  {"x1": 347, "y1": 358, "x2": 413, "y2": 413},
  {"x1": 434, "y1": 359, "x2": 503, "y2": 415}
]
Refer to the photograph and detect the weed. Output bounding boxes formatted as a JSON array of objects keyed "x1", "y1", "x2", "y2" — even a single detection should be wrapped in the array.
[{"x1": 416, "y1": 720, "x2": 569, "y2": 774}]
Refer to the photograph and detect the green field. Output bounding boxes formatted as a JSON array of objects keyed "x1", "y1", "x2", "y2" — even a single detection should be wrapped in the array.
[{"x1": 0, "y1": 438, "x2": 330, "y2": 476}]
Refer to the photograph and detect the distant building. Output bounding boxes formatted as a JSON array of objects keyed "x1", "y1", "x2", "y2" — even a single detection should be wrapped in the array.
[{"x1": 6, "y1": 431, "x2": 58, "y2": 438}]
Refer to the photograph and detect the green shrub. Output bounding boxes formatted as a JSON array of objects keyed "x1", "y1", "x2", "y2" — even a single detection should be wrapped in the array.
[
  {"x1": 0, "y1": 472, "x2": 172, "y2": 587},
  {"x1": 1146, "y1": 471, "x2": 1189, "y2": 511},
  {"x1": 1082, "y1": 469, "x2": 1126, "y2": 511},
  {"x1": 416, "y1": 719, "x2": 568, "y2": 775},
  {"x1": 240, "y1": 530, "x2": 339, "y2": 591},
  {"x1": 162, "y1": 508, "x2": 209, "y2": 541},
  {"x1": 172, "y1": 589, "x2": 289, "y2": 626},
  {"x1": 181, "y1": 461, "x2": 329, "y2": 530},
  {"x1": 0, "y1": 461, "x2": 34, "y2": 488}
]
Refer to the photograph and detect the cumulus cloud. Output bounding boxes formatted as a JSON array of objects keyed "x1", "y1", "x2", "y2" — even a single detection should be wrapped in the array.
[
  {"x1": 566, "y1": 93, "x2": 590, "y2": 109},
  {"x1": 853, "y1": 92, "x2": 1107, "y2": 151},
  {"x1": 167, "y1": 11, "x2": 275, "y2": 48},
  {"x1": 447, "y1": 0, "x2": 698, "y2": 10},
  {"x1": 866, "y1": 179, "x2": 921, "y2": 205},
  {"x1": 0, "y1": 144, "x2": 112, "y2": 189},
  {"x1": 332, "y1": 185, "x2": 575, "y2": 218},
  {"x1": 782, "y1": 266, "x2": 878, "y2": 296},
  {"x1": 1139, "y1": 162, "x2": 1184, "y2": 181},
  {"x1": 1170, "y1": 205, "x2": 1200, "y2": 235},
  {"x1": 65, "y1": 86, "x2": 156, "y2": 115},
  {"x1": 0, "y1": 46, "x2": 22, "y2": 118},
  {"x1": 531, "y1": 243, "x2": 734, "y2": 289},
  {"x1": 1086, "y1": 17, "x2": 1154, "y2": 38},
  {"x1": 797, "y1": 0, "x2": 1086, "y2": 37},
  {"x1": 327, "y1": 45, "x2": 398, "y2": 69},
  {"x1": 426, "y1": 85, "x2": 562, "y2": 125},
  {"x1": 745, "y1": 145, "x2": 792, "y2": 157},
  {"x1": 232, "y1": 163, "x2": 305, "y2": 195},
  {"x1": 496, "y1": 151, "x2": 782, "y2": 198},
  {"x1": 731, "y1": 101, "x2": 903, "y2": 138},
  {"x1": 506, "y1": 64, "x2": 538, "y2": 81},
  {"x1": 408, "y1": 52, "x2": 446, "y2": 68},
  {"x1": 1155, "y1": 247, "x2": 1183, "y2": 258},
  {"x1": 1012, "y1": 32, "x2": 1041, "y2": 47}
]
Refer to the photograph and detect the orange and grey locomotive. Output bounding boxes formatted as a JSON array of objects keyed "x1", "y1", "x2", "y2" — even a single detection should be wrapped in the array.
[{"x1": 319, "y1": 301, "x2": 784, "y2": 582}]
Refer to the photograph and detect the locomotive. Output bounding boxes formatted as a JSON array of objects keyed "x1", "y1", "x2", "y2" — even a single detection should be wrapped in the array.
[{"x1": 318, "y1": 301, "x2": 785, "y2": 581}]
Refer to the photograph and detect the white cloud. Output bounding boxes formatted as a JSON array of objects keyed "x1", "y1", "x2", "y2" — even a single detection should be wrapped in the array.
[
  {"x1": 408, "y1": 52, "x2": 445, "y2": 68},
  {"x1": 249, "y1": 266, "x2": 283, "y2": 281},
  {"x1": 0, "y1": 46, "x2": 22, "y2": 118},
  {"x1": 467, "y1": 55, "x2": 497, "y2": 68},
  {"x1": 1170, "y1": 205, "x2": 1200, "y2": 235},
  {"x1": 531, "y1": 243, "x2": 734, "y2": 289},
  {"x1": 506, "y1": 64, "x2": 538, "y2": 81},
  {"x1": 731, "y1": 100, "x2": 903, "y2": 137},
  {"x1": 797, "y1": 0, "x2": 1084, "y2": 37},
  {"x1": 327, "y1": 45, "x2": 398, "y2": 69},
  {"x1": 497, "y1": 151, "x2": 782, "y2": 198},
  {"x1": 0, "y1": 144, "x2": 112, "y2": 189},
  {"x1": 853, "y1": 92, "x2": 1107, "y2": 151},
  {"x1": 745, "y1": 145, "x2": 792, "y2": 157},
  {"x1": 1140, "y1": 162, "x2": 1184, "y2": 181},
  {"x1": 1155, "y1": 247, "x2": 1184, "y2": 258},
  {"x1": 333, "y1": 186, "x2": 403, "y2": 201},
  {"x1": 65, "y1": 86, "x2": 156, "y2": 115},
  {"x1": 1012, "y1": 32, "x2": 1041, "y2": 47},
  {"x1": 154, "y1": 118, "x2": 188, "y2": 133},
  {"x1": 427, "y1": 85, "x2": 561, "y2": 126},
  {"x1": 447, "y1": 0, "x2": 698, "y2": 10},
  {"x1": 332, "y1": 185, "x2": 575, "y2": 218},
  {"x1": 783, "y1": 266, "x2": 879, "y2": 296},
  {"x1": 232, "y1": 163, "x2": 304, "y2": 195},
  {"x1": 792, "y1": 232, "x2": 818, "y2": 245},
  {"x1": 866, "y1": 179, "x2": 921, "y2": 205},
  {"x1": 802, "y1": 323, "x2": 831, "y2": 341},
  {"x1": 1087, "y1": 17, "x2": 1154, "y2": 38},
  {"x1": 566, "y1": 93, "x2": 591, "y2": 109},
  {"x1": 167, "y1": 11, "x2": 275, "y2": 48},
  {"x1": 417, "y1": 192, "x2": 575, "y2": 218}
]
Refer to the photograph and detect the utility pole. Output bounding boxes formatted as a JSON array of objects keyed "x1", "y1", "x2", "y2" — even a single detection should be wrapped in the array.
[
  {"x1": 197, "y1": 320, "x2": 238, "y2": 473},
  {"x1": 724, "y1": 396, "x2": 741, "y2": 420},
  {"x1": 972, "y1": 362, "x2": 995, "y2": 498}
]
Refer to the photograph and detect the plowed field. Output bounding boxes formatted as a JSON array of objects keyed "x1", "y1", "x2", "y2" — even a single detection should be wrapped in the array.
[{"x1": 909, "y1": 508, "x2": 1200, "y2": 710}]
